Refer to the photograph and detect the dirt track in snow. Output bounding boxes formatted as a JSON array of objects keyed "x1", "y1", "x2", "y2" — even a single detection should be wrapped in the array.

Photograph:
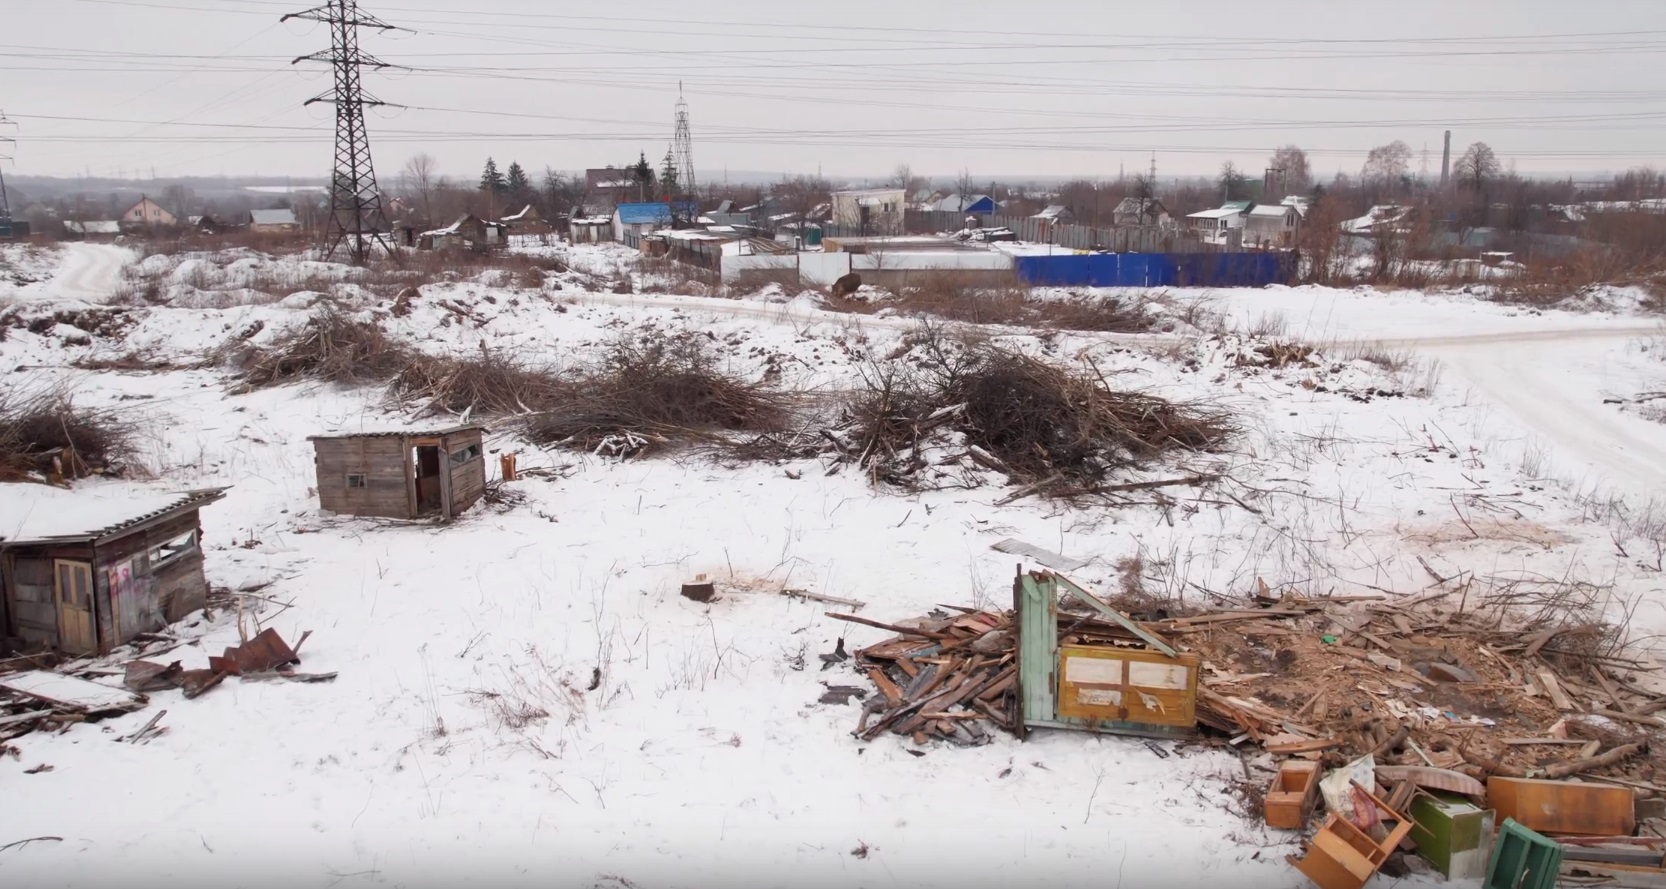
[{"x1": 46, "y1": 243, "x2": 128, "y2": 300}]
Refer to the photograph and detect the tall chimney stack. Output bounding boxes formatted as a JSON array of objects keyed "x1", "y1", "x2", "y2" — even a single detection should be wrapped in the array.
[{"x1": 1440, "y1": 130, "x2": 1452, "y2": 189}]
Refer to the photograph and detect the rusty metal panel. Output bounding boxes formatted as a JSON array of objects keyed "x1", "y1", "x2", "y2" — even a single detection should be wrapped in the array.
[{"x1": 1055, "y1": 644, "x2": 1198, "y2": 728}]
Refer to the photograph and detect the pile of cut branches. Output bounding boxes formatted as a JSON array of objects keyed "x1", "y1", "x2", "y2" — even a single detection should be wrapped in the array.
[
  {"x1": 234, "y1": 309, "x2": 413, "y2": 389},
  {"x1": 0, "y1": 386, "x2": 137, "y2": 480},
  {"x1": 828, "y1": 339, "x2": 1232, "y2": 498},
  {"x1": 519, "y1": 331, "x2": 795, "y2": 458}
]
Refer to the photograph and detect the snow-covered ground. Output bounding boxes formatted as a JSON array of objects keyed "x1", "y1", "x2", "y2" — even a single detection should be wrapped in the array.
[{"x1": 4, "y1": 243, "x2": 1666, "y2": 887}]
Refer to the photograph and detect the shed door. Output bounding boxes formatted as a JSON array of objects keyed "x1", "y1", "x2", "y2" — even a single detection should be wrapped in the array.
[{"x1": 54, "y1": 559, "x2": 97, "y2": 654}]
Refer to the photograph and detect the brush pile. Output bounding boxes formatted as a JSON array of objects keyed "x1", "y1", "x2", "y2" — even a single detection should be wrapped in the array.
[
  {"x1": 519, "y1": 331, "x2": 794, "y2": 457},
  {"x1": 0, "y1": 386, "x2": 137, "y2": 480},
  {"x1": 827, "y1": 339, "x2": 1232, "y2": 498},
  {"x1": 234, "y1": 309, "x2": 412, "y2": 388}
]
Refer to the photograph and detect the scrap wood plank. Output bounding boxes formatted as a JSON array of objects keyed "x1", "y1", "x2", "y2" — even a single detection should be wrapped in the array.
[
  {"x1": 0, "y1": 710, "x2": 50, "y2": 728},
  {"x1": 1266, "y1": 738, "x2": 1340, "y2": 754},
  {"x1": 0, "y1": 671, "x2": 145, "y2": 713},
  {"x1": 1590, "y1": 667, "x2": 1634, "y2": 713},
  {"x1": 989, "y1": 538, "x2": 1088, "y2": 572},
  {"x1": 1538, "y1": 670, "x2": 1577, "y2": 711},
  {"x1": 825, "y1": 612, "x2": 950, "y2": 640},
  {"x1": 867, "y1": 668, "x2": 903, "y2": 706},
  {"x1": 781, "y1": 588, "x2": 867, "y2": 610},
  {"x1": 1523, "y1": 628, "x2": 1559, "y2": 658},
  {"x1": 1165, "y1": 609, "x2": 1312, "y2": 627}
]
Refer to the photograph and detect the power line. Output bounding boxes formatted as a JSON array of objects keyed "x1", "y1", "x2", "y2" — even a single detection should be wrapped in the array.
[{"x1": 282, "y1": 0, "x2": 398, "y2": 263}]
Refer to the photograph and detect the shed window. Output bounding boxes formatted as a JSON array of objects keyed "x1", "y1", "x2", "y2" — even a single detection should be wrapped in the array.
[
  {"x1": 147, "y1": 530, "x2": 197, "y2": 568},
  {"x1": 449, "y1": 444, "x2": 482, "y2": 466},
  {"x1": 346, "y1": 473, "x2": 367, "y2": 488}
]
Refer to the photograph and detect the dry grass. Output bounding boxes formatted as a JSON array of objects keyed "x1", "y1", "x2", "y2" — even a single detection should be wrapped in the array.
[
  {"x1": 826, "y1": 274, "x2": 1154, "y2": 333},
  {"x1": 0, "y1": 385, "x2": 139, "y2": 480}
]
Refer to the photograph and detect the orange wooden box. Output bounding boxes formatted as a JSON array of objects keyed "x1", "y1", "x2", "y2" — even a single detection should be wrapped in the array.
[
  {"x1": 1266, "y1": 760, "x2": 1321, "y2": 830},
  {"x1": 1487, "y1": 776, "x2": 1634, "y2": 837},
  {"x1": 1290, "y1": 783, "x2": 1414, "y2": 889}
]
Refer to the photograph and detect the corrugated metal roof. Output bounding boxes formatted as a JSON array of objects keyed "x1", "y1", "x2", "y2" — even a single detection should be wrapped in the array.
[
  {"x1": 0, "y1": 487, "x2": 229, "y2": 547},
  {"x1": 615, "y1": 202, "x2": 672, "y2": 225},
  {"x1": 307, "y1": 425, "x2": 486, "y2": 441}
]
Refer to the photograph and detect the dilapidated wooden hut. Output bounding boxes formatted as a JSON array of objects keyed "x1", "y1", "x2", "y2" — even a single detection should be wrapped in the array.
[
  {"x1": 0, "y1": 487, "x2": 228, "y2": 656},
  {"x1": 308, "y1": 426, "x2": 487, "y2": 521}
]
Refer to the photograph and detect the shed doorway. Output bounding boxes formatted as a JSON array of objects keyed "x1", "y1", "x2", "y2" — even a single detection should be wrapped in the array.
[
  {"x1": 54, "y1": 559, "x2": 96, "y2": 654},
  {"x1": 413, "y1": 446, "x2": 443, "y2": 515}
]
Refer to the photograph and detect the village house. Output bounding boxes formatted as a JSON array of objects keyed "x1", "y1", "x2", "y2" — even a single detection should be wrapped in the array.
[
  {"x1": 584, "y1": 166, "x2": 653, "y2": 207},
  {"x1": 1187, "y1": 202, "x2": 1250, "y2": 245},
  {"x1": 420, "y1": 214, "x2": 507, "y2": 252},
  {"x1": 613, "y1": 202, "x2": 695, "y2": 242},
  {"x1": 119, "y1": 196, "x2": 177, "y2": 229},
  {"x1": 831, "y1": 188, "x2": 906, "y2": 234},
  {"x1": 1113, "y1": 197, "x2": 1170, "y2": 227},
  {"x1": 248, "y1": 208, "x2": 300, "y2": 234},
  {"x1": 928, "y1": 193, "x2": 999, "y2": 215},
  {"x1": 1243, "y1": 203, "x2": 1301, "y2": 247},
  {"x1": 1032, "y1": 205, "x2": 1075, "y2": 224},
  {"x1": 500, "y1": 204, "x2": 552, "y2": 235},
  {"x1": 308, "y1": 426, "x2": 486, "y2": 522},
  {"x1": 0, "y1": 487, "x2": 227, "y2": 656}
]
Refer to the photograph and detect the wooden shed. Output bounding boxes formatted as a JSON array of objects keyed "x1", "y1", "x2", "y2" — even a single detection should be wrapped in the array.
[
  {"x1": 0, "y1": 487, "x2": 228, "y2": 656},
  {"x1": 308, "y1": 426, "x2": 487, "y2": 521}
]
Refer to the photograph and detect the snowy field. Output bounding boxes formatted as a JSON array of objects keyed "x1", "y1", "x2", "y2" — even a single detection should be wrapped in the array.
[{"x1": 3, "y1": 241, "x2": 1666, "y2": 888}]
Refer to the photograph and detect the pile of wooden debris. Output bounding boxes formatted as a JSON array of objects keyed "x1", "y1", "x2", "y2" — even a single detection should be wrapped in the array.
[
  {"x1": 829, "y1": 577, "x2": 1666, "y2": 792},
  {"x1": 0, "y1": 626, "x2": 331, "y2": 751},
  {"x1": 830, "y1": 608, "x2": 1018, "y2": 746}
]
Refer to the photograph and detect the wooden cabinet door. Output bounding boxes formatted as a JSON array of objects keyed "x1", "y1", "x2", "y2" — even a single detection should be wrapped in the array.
[{"x1": 54, "y1": 560, "x2": 96, "y2": 654}]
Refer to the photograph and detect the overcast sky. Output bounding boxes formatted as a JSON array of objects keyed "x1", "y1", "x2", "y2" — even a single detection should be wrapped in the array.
[{"x1": 5, "y1": 0, "x2": 1666, "y2": 184}]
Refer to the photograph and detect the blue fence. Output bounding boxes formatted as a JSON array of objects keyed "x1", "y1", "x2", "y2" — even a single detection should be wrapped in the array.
[{"x1": 1013, "y1": 252, "x2": 1295, "y2": 288}]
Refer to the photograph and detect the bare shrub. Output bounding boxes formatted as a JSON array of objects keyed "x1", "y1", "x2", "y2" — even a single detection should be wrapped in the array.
[
  {"x1": 519, "y1": 331, "x2": 793, "y2": 455},
  {"x1": 0, "y1": 385, "x2": 139, "y2": 480},
  {"x1": 234, "y1": 309, "x2": 414, "y2": 389}
]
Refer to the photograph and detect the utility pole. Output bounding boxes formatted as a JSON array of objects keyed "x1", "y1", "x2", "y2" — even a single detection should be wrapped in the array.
[{"x1": 282, "y1": 0, "x2": 400, "y2": 264}]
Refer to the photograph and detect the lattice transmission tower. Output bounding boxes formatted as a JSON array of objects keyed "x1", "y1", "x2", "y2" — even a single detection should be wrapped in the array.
[
  {"x1": 0, "y1": 111, "x2": 16, "y2": 225},
  {"x1": 672, "y1": 83, "x2": 696, "y2": 194},
  {"x1": 282, "y1": 0, "x2": 399, "y2": 263}
]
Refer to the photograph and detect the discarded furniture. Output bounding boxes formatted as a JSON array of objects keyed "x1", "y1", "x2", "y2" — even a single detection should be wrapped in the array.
[
  {"x1": 1266, "y1": 759, "x2": 1322, "y2": 830},
  {"x1": 1014, "y1": 569, "x2": 1198, "y2": 738},
  {"x1": 0, "y1": 487, "x2": 229, "y2": 655},
  {"x1": 1485, "y1": 818, "x2": 1562, "y2": 889},
  {"x1": 308, "y1": 426, "x2": 487, "y2": 521},
  {"x1": 1289, "y1": 782, "x2": 1414, "y2": 889},
  {"x1": 1487, "y1": 776, "x2": 1635, "y2": 837},
  {"x1": 1409, "y1": 790, "x2": 1495, "y2": 880}
]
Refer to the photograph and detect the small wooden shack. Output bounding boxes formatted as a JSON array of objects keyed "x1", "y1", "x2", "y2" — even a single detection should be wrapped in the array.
[
  {"x1": 308, "y1": 426, "x2": 487, "y2": 521},
  {"x1": 0, "y1": 487, "x2": 228, "y2": 656}
]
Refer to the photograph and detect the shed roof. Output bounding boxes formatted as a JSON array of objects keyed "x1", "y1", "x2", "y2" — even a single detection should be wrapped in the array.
[
  {"x1": 250, "y1": 208, "x2": 298, "y2": 226},
  {"x1": 615, "y1": 202, "x2": 672, "y2": 225},
  {"x1": 1248, "y1": 204, "x2": 1296, "y2": 218},
  {"x1": 1187, "y1": 207, "x2": 1246, "y2": 220},
  {"x1": 0, "y1": 487, "x2": 228, "y2": 547},
  {"x1": 307, "y1": 425, "x2": 486, "y2": 442},
  {"x1": 1032, "y1": 205, "x2": 1070, "y2": 220}
]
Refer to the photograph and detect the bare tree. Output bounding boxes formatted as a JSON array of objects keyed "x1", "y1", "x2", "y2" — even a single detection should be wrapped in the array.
[
  {"x1": 1453, "y1": 142, "x2": 1501, "y2": 194},
  {"x1": 1267, "y1": 145, "x2": 1311, "y2": 197},
  {"x1": 1218, "y1": 161, "x2": 1247, "y2": 202},
  {"x1": 774, "y1": 174, "x2": 830, "y2": 234},
  {"x1": 1361, "y1": 141, "x2": 1413, "y2": 192},
  {"x1": 403, "y1": 153, "x2": 437, "y2": 222},
  {"x1": 891, "y1": 163, "x2": 922, "y2": 196},
  {"x1": 955, "y1": 168, "x2": 975, "y2": 208},
  {"x1": 1130, "y1": 174, "x2": 1158, "y2": 223}
]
